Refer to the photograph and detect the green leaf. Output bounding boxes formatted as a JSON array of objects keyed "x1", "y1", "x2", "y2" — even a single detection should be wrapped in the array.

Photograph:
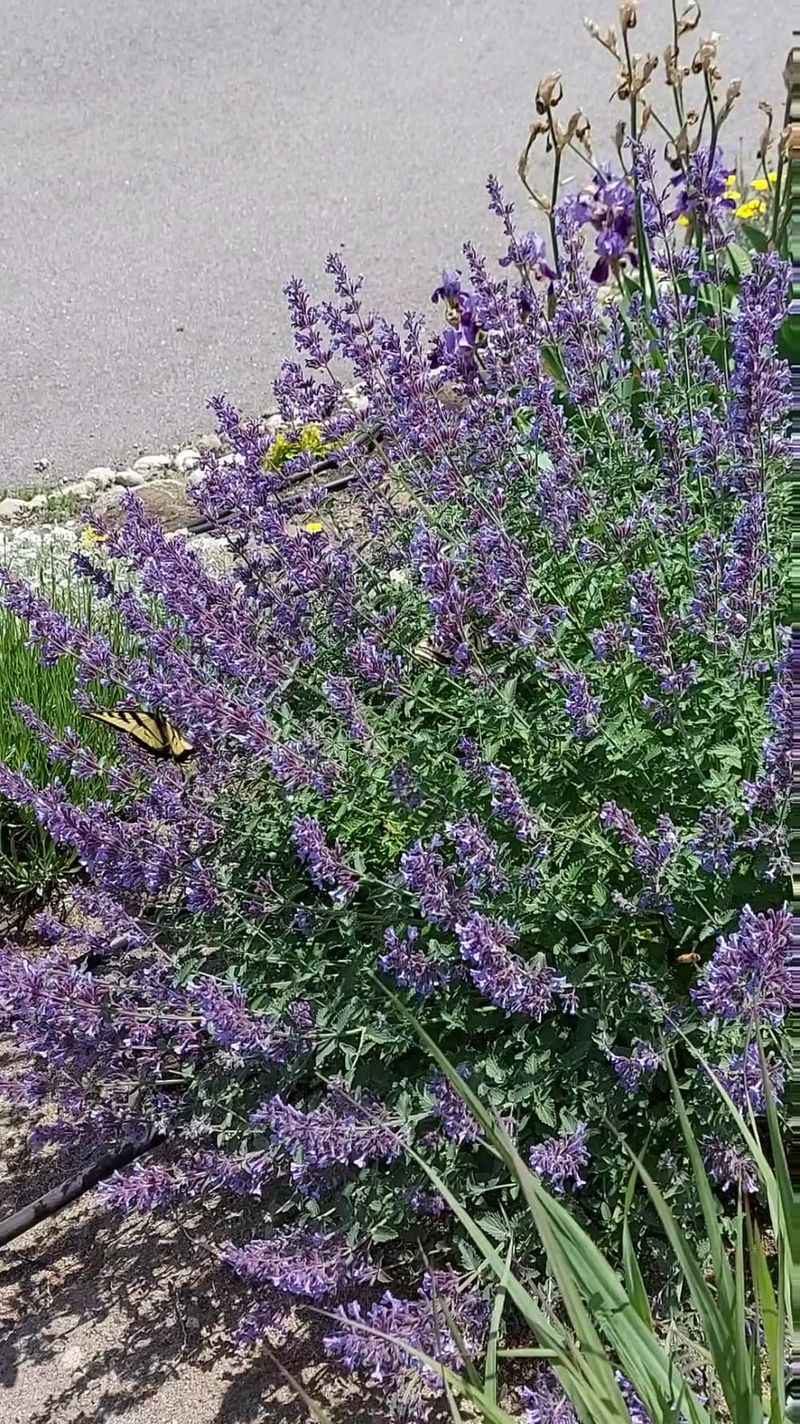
[
  {"x1": 621, "y1": 1165, "x2": 653, "y2": 1330},
  {"x1": 484, "y1": 1244, "x2": 512, "y2": 1406},
  {"x1": 737, "y1": 221, "x2": 769, "y2": 252},
  {"x1": 726, "y1": 243, "x2": 753, "y2": 278}
]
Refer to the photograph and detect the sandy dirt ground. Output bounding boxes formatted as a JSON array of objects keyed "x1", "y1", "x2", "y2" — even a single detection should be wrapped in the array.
[{"x1": 0, "y1": 1103, "x2": 406, "y2": 1424}]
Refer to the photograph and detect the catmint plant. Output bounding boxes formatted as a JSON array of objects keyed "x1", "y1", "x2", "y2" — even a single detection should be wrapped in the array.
[{"x1": 0, "y1": 11, "x2": 791, "y2": 1411}]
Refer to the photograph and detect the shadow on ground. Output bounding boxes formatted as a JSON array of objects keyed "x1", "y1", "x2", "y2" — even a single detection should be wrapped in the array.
[{"x1": 0, "y1": 1109, "x2": 406, "y2": 1424}]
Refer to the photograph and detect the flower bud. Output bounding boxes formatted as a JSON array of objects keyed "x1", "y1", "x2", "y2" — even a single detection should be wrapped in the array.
[{"x1": 619, "y1": 0, "x2": 638, "y2": 30}]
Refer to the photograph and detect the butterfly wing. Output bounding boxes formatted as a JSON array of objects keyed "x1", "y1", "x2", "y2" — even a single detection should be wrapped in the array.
[
  {"x1": 86, "y1": 708, "x2": 170, "y2": 759},
  {"x1": 162, "y1": 718, "x2": 195, "y2": 764}
]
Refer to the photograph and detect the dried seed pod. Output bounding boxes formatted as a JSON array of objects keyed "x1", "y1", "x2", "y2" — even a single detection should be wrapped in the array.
[
  {"x1": 584, "y1": 17, "x2": 620, "y2": 57},
  {"x1": 573, "y1": 112, "x2": 593, "y2": 155},
  {"x1": 757, "y1": 101, "x2": 774, "y2": 163},
  {"x1": 614, "y1": 118, "x2": 627, "y2": 157},
  {"x1": 535, "y1": 71, "x2": 563, "y2": 113},
  {"x1": 619, "y1": 0, "x2": 638, "y2": 30},
  {"x1": 636, "y1": 53, "x2": 659, "y2": 93},
  {"x1": 692, "y1": 32, "x2": 720, "y2": 74},
  {"x1": 677, "y1": 1, "x2": 700, "y2": 35}
]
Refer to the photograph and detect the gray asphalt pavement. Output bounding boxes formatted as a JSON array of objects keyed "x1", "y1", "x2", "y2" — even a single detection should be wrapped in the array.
[{"x1": 1, "y1": 0, "x2": 791, "y2": 487}]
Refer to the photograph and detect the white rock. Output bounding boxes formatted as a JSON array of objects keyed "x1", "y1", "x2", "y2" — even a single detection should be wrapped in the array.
[
  {"x1": 263, "y1": 412, "x2": 283, "y2": 433},
  {"x1": 343, "y1": 388, "x2": 369, "y2": 415},
  {"x1": 0, "y1": 497, "x2": 28, "y2": 520},
  {"x1": 85, "y1": 466, "x2": 116, "y2": 486},
  {"x1": 27, "y1": 493, "x2": 49, "y2": 510},
  {"x1": 198, "y1": 432, "x2": 223, "y2": 453},
  {"x1": 174, "y1": 446, "x2": 201, "y2": 474},
  {"x1": 62, "y1": 479, "x2": 94, "y2": 499},
  {"x1": 186, "y1": 469, "x2": 206, "y2": 490},
  {"x1": 133, "y1": 453, "x2": 172, "y2": 473},
  {"x1": 115, "y1": 468, "x2": 147, "y2": 488},
  {"x1": 219, "y1": 452, "x2": 245, "y2": 467}
]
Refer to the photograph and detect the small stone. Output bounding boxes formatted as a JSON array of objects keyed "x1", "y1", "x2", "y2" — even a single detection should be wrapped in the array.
[
  {"x1": 174, "y1": 446, "x2": 201, "y2": 474},
  {"x1": 84, "y1": 466, "x2": 117, "y2": 489},
  {"x1": 0, "y1": 497, "x2": 28, "y2": 520},
  {"x1": 93, "y1": 479, "x2": 195, "y2": 532},
  {"x1": 197, "y1": 432, "x2": 223, "y2": 454},
  {"x1": 27, "y1": 493, "x2": 49, "y2": 510},
  {"x1": 343, "y1": 388, "x2": 369, "y2": 415},
  {"x1": 186, "y1": 469, "x2": 206, "y2": 490},
  {"x1": 133, "y1": 453, "x2": 172, "y2": 473},
  {"x1": 62, "y1": 479, "x2": 94, "y2": 499},
  {"x1": 59, "y1": 1344, "x2": 83, "y2": 1372},
  {"x1": 33, "y1": 458, "x2": 50, "y2": 473},
  {"x1": 263, "y1": 412, "x2": 283, "y2": 434},
  {"x1": 115, "y1": 468, "x2": 147, "y2": 488}
]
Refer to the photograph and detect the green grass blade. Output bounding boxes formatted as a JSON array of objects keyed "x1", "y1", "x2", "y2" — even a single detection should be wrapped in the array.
[
  {"x1": 622, "y1": 1164, "x2": 653, "y2": 1330},
  {"x1": 308, "y1": 1307, "x2": 521, "y2": 1424},
  {"x1": 484, "y1": 1243, "x2": 512, "y2": 1405},
  {"x1": 380, "y1": 979, "x2": 709, "y2": 1424},
  {"x1": 664, "y1": 1056, "x2": 735, "y2": 1314},
  {"x1": 748, "y1": 1212, "x2": 784, "y2": 1424},
  {"x1": 619, "y1": 1139, "x2": 749, "y2": 1424}
]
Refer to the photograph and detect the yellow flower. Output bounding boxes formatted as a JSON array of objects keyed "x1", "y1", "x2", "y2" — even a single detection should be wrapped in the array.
[
  {"x1": 676, "y1": 214, "x2": 690, "y2": 228},
  {"x1": 726, "y1": 188, "x2": 742, "y2": 204},
  {"x1": 751, "y1": 171, "x2": 778, "y2": 192},
  {"x1": 80, "y1": 525, "x2": 107, "y2": 550},
  {"x1": 736, "y1": 198, "x2": 767, "y2": 220},
  {"x1": 303, "y1": 521, "x2": 324, "y2": 534},
  {"x1": 725, "y1": 173, "x2": 738, "y2": 188},
  {"x1": 299, "y1": 424, "x2": 325, "y2": 454}
]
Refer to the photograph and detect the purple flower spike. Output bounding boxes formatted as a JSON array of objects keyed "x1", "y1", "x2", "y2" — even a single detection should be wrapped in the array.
[
  {"x1": 456, "y1": 913, "x2": 577, "y2": 1020},
  {"x1": 692, "y1": 904, "x2": 791, "y2": 1024},
  {"x1": 223, "y1": 1225, "x2": 378, "y2": 1300},
  {"x1": 528, "y1": 1124, "x2": 590, "y2": 1195},
  {"x1": 379, "y1": 926, "x2": 452, "y2": 998},
  {"x1": 429, "y1": 1068, "x2": 482, "y2": 1145},
  {"x1": 292, "y1": 815, "x2": 360, "y2": 905}
]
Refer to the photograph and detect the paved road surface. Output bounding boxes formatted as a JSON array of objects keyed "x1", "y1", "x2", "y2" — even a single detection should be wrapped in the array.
[{"x1": 0, "y1": 0, "x2": 790, "y2": 486}]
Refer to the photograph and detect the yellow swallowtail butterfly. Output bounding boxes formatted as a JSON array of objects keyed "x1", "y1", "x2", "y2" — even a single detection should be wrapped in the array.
[{"x1": 85, "y1": 707, "x2": 195, "y2": 764}]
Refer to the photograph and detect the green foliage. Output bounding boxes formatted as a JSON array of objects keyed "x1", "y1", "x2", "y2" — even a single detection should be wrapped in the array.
[
  {"x1": 0, "y1": 550, "x2": 135, "y2": 912},
  {"x1": 291, "y1": 1008, "x2": 789, "y2": 1423}
]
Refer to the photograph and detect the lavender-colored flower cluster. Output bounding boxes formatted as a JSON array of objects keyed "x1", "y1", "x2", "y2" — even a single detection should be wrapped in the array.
[
  {"x1": 528, "y1": 1123, "x2": 590, "y2": 1195},
  {"x1": 456, "y1": 913, "x2": 577, "y2": 1020},
  {"x1": 693, "y1": 904, "x2": 791, "y2": 1025},
  {"x1": 223, "y1": 1225, "x2": 379, "y2": 1301},
  {"x1": 292, "y1": 815, "x2": 360, "y2": 905},
  {"x1": 712, "y1": 1044, "x2": 784, "y2": 1115},
  {"x1": 323, "y1": 1271, "x2": 490, "y2": 1406},
  {"x1": 379, "y1": 926, "x2": 453, "y2": 998},
  {"x1": 254, "y1": 1088, "x2": 403, "y2": 1173},
  {"x1": 429, "y1": 1068, "x2": 482, "y2": 1145},
  {"x1": 607, "y1": 1040, "x2": 662, "y2": 1094}
]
